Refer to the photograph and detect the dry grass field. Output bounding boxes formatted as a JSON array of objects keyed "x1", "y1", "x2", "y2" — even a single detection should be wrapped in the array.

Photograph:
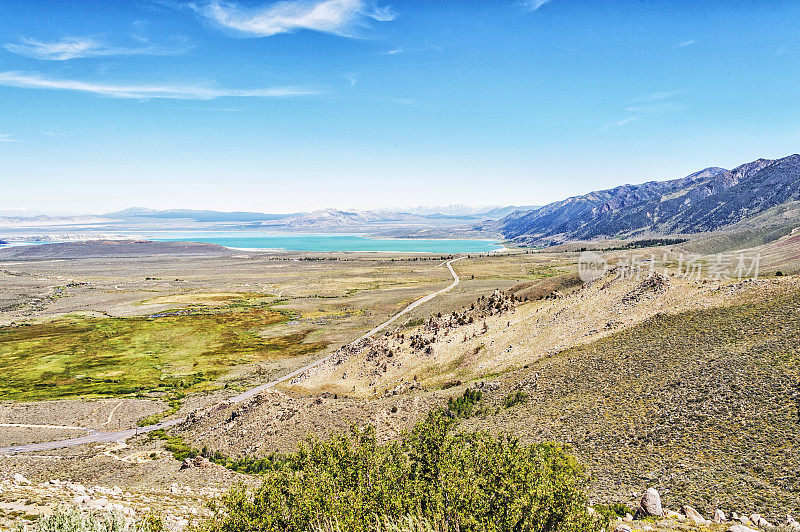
[{"x1": 0, "y1": 248, "x2": 550, "y2": 417}]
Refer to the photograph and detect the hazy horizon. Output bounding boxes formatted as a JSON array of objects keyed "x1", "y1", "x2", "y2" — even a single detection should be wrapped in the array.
[{"x1": 2, "y1": 1, "x2": 799, "y2": 214}]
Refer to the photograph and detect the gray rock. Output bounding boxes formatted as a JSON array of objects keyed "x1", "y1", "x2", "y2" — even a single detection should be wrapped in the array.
[
  {"x1": 729, "y1": 526, "x2": 759, "y2": 532},
  {"x1": 72, "y1": 495, "x2": 90, "y2": 506},
  {"x1": 633, "y1": 487, "x2": 663, "y2": 518},
  {"x1": 613, "y1": 525, "x2": 632, "y2": 532},
  {"x1": 747, "y1": 513, "x2": 775, "y2": 529},
  {"x1": 87, "y1": 497, "x2": 109, "y2": 510},
  {"x1": 754, "y1": 515, "x2": 774, "y2": 529},
  {"x1": 180, "y1": 456, "x2": 212, "y2": 470},
  {"x1": 714, "y1": 509, "x2": 727, "y2": 523},
  {"x1": 683, "y1": 505, "x2": 709, "y2": 526},
  {"x1": 12, "y1": 473, "x2": 30, "y2": 485}
]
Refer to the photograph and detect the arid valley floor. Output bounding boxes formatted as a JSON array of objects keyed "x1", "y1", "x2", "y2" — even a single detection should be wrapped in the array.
[{"x1": 1, "y1": 236, "x2": 799, "y2": 531}]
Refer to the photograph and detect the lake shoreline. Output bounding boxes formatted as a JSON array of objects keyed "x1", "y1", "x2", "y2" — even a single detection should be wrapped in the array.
[{"x1": 0, "y1": 232, "x2": 506, "y2": 254}]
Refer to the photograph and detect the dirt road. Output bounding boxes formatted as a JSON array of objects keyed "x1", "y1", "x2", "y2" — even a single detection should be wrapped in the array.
[{"x1": 0, "y1": 257, "x2": 465, "y2": 454}]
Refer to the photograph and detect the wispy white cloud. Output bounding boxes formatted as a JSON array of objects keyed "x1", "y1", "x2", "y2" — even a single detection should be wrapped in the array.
[
  {"x1": 603, "y1": 116, "x2": 640, "y2": 130},
  {"x1": 523, "y1": 0, "x2": 552, "y2": 11},
  {"x1": 4, "y1": 36, "x2": 191, "y2": 61},
  {"x1": 384, "y1": 96, "x2": 414, "y2": 106},
  {"x1": 0, "y1": 72, "x2": 319, "y2": 100},
  {"x1": 382, "y1": 45, "x2": 442, "y2": 56},
  {"x1": 0, "y1": 133, "x2": 17, "y2": 142},
  {"x1": 678, "y1": 40, "x2": 695, "y2": 47},
  {"x1": 633, "y1": 90, "x2": 681, "y2": 102},
  {"x1": 626, "y1": 102, "x2": 685, "y2": 113},
  {"x1": 189, "y1": 0, "x2": 395, "y2": 37},
  {"x1": 615, "y1": 116, "x2": 640, "y2": 126},
  {"x1": 344, "y1": 74, "x2": 357, "y2": 87},
  {"x1": 606, "y1": 91, "x2": 685, "y2": 130}
]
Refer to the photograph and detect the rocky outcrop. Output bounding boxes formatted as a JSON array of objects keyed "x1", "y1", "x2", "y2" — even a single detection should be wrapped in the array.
[
  {"x1": 728, "y1": 526, "x2": 759, "y2": 532},
  {"x1": 12, "y1": 473, "x2": 30, "y2": 485},
  {"x1": 633, "y1": 487, "x2": 664, "y2": 519},
  {"x1": 749, "y1": 514, "x2": 774, "y2": 528},
  {"x1": 609, "y1": 487, "x2": 794, "y2": 532},
  {"x1": 180, "y1": 456, "x2": 214, "y2": 470},
  {"x1": 682, "y1": 505, "x2": 709, "y2": 526}
]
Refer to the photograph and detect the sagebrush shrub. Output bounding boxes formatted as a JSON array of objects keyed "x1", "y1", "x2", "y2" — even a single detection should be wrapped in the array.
[{"x1": 206, "y1": 412, "x2": 605, "y2": 532}]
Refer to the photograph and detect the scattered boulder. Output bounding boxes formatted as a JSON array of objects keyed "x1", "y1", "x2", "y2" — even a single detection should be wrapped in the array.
[
  {"x1": 665, "y1": 509, "x2": 685, "y2": 522},
  {"x1": 714, "y1": 509, "x2": 727, "y2": 523},
  {"x1": 745, "y1": 513, "x2": 775, "y2": 528},
  {"x1": 634, "y1": 487, "x2": 664, "y2": 518},
  {"x1": 624, "y1": 513, "x2": 633, "y2": 522},
  {"x1": 107, "y1": 502, "x2": 125, "y2": 514},
  {"x1": 72, "y1": 495, "x2": 90, "y2": 506},
  {"x1": 788, "y1": 515, "x2": 800, "y2": 529},
  {"x1": 87, "y1": 497, "x2": 109, "y2": 510},
  {"x1": 729, "y1": 526, "x2": 759, "y2": 532},
  {"x1": 180, "y1": 456, "x2": 213, "y2": 470},
  {"x1": 613, "y1": 525, "x2": 632, "y2": 532},
  {"x1": 683, "y1": 505, "x2": 709, "y2": 526},
  {"x1": 752, "y1": 515, "x2": 774, "y2": 529},
  {"x1": 12, "y1": 473, "x2": 31, "y2": 485}
]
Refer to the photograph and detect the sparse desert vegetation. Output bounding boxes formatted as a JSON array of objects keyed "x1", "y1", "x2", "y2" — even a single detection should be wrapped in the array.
[{"x1": 2, "y1": 242, "x2": 800, "y2": 531}]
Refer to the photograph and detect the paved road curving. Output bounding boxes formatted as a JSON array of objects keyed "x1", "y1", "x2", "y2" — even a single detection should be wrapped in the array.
[{"x1": 0, "y1": 257, "x2": 465, "y2": 455}]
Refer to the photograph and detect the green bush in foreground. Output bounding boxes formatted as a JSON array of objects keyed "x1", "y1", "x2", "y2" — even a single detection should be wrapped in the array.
[{"x1": 206, "y1": 412, "x2": 605, "y2": 532}]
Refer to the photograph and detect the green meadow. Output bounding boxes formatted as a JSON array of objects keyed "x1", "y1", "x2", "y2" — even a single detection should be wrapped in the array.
[{"x1": 0, "y1": 299, "x2": 325, "y2": 401}]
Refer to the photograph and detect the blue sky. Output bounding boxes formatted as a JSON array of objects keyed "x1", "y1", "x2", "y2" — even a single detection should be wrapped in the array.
[{"x1": 0, "y1": 0, "x2": 799, "y2": 214}]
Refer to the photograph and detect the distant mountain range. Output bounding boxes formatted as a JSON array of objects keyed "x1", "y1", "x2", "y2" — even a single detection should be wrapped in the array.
[
  {"x1": 2, "y1": 206, "x2": 528, "y2": 238},
  {"x1": 6, "y1": 156, "x2": 799, "y2": 247},
  {"x1": 401, "y1": 204, "x2": 538, "y2": 218},
  {"x1": 106, "y1": 208, "x2": 292, "y2": 223},
  {"x1": 103, "y1": 205, "x2": 535, "y2": 228},
  {"x1": 487, "y1": 154, "x2": 800, "y2": 245}
]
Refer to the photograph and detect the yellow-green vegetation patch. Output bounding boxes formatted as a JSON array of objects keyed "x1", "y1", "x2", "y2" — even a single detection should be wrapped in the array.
[
  {"x1": 0, "y1": 303, "x2": 326, "y2": 401},
  {"x1": 140, "y1": 291, "x2": 273, "y2": 307}
]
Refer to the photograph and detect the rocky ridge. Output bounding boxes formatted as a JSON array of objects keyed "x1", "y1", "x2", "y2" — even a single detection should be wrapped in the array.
[{"x1": 491, "y1": 154, "x2": 800, "y2": 245}]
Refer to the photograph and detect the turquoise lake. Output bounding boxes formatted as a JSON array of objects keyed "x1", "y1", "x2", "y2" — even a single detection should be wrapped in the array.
[{"x1": 149, "y1": 232, "x2": 504, "y2": 253}]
